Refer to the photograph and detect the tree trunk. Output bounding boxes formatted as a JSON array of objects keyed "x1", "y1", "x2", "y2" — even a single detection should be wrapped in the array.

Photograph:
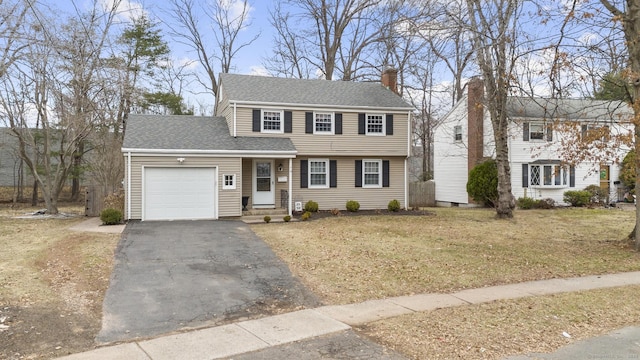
[
  {"x1": 71, "y1": 141, "x2": 84, "y2": 202},
  {"x1": 494, "y1": 120, "x2": 515, "y2": 218},
  {"x1": 31, "y1": 179, "x2": 38, "y2": 206}
]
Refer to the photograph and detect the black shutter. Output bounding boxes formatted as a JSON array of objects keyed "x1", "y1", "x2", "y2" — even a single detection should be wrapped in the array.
[
  {"x1": 252, "y1": 109, "x2": 261, "y2": 132},
  {"x1": 305, "y1": 112, "x2": 313, "y2": 134},
  {"x1": 330, "y1": 160, "x2": 337, "y2": 188},
  {"x1": 355, "y1": 160, "x2": 362, "y2": 187},
  {"x1": 382, "y1": 160, "x2": 390, "y2": 187},
  {"x1": 546, "y1": 124, "x2": 553, "y2": 141},
  {"x1": 300, "y1": 160, "x2": 308, "y2": 188},
  {"x1": 522, "y1": 164, "x2": 529, "y2": 188},
  {"x1": 523, "y1": 122, "x2": 529, "y2": 141},
  {"x1": 358, "y1": 113, "x2": 365, "y2": 134},
  {"x1": 386, "y1": 114, "x2": 394, "y2": 135},
  {"x1": 284, "y1": 111, "x2": 292, "y2": 133},
  {"x1": 335, "y1": 113, "x2": 342, "y2": 134},
  {"x1": 569, "y1": 165, "x2": 575, "y2": 187}
]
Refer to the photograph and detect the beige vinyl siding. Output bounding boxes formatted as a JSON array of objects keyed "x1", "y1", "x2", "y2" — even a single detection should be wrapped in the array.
[
  {"x1": 292, "y1": 156, "x2": 405, "y2": 210},
  {"x1": 126, "y1": 155, "x2": 242, "y2": 219},
  {"x1": 234, "y1": 107, "x2": 409, "y2": 156}
]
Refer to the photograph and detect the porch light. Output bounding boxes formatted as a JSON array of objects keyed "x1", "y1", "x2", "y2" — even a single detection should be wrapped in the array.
[{"x1": 278, "y1": 163, "x2": 283, "y2": 172}]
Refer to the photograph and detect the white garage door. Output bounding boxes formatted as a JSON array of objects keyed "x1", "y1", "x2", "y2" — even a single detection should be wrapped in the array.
[{"x1": 144, "y1": 167, "x2": 217, "y2": 221}]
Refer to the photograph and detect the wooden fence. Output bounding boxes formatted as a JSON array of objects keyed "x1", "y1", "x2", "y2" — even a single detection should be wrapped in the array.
[{"x1": 409, "y1": 180, "x2": 435, "y2": 208}]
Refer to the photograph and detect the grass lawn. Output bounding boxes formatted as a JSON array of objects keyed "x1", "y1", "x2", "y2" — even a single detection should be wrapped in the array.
[
  {"x1": 252, "y1": 207, "x2": 640, "y2": 305},
  {"x1": 253, "y1": 207, "x2": 640, "y2": 359}
]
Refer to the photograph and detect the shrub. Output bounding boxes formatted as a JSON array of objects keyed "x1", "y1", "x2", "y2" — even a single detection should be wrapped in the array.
[
  {"x1": 263, "y1": 215, "x2": 271, "y2": 223},
  {"x1": 620, "y1": 150, "x2": 635, "y2": 192},
  {"x1": 537, "y1": 198, "x2": 556, "y2": 209},
  {"x1": 516, "y1": 197, "x2": 537, "y2": 210},
  {"x1": 301, "y1": 211, "x2": 311, "y2": 221},
  {"x1": 563, "y1": 190, "x2": 592, "y2": 207},
  {"x1": 387, "y1": 199, "x2": 401, "y2": 212},
  {"x1": 584, "y1": 184, "x2": 606, "y2": 204},
  {"x1": 330, "y1": 208, "x2": 341, "y2": 216},
  {"x1": 304, "y1": 200, "x2": 319, "y2": 213},
  {"x1": 466, "y1": 159, "x2": 498, "y2": 207},
  {"x1": 346, "y1": 200, "x2": 360, "y2": 212},
  {"x1": 283, "y1": 215, "x2": 291, "y2": 222},
  {"x1": 100, "y1": 208, "x2": 123, "y2": 225}
]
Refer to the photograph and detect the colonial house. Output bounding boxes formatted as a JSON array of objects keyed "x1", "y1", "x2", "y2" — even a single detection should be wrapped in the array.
[
  {"x1": 433, "y1": 78, "x2": 633, "y2": 206},
  {"x1": 122, "y1": 70, "x2": 413, "y2": 221}
]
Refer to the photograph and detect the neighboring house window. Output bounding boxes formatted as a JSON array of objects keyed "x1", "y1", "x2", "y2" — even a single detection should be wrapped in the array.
[
  {"x1": 454, "y1": 125, "x2": 462, "y2": 141},
  {"x1": 222, "y1": 174, "x2": 236, "y2": 189},
  {"x1": 530, "y1": 164, "x2": 568, "y2": 187},
  {"x1": 363, "y1": 160, "x2": 382, "y2": 188},
  {"x1": 523, "y1": 122, "x2": 552, "y2": 141},
  {"x1": 262, "y1": 110, "x2": 283, "y2": 133},
  {"x1": 314, "y1": 112, "x2": 334, "y2": 134},
  {"x1": 581, "y1": 124, "x2": 610, "y2": 142},
  {"x1": 309, "y1": 159, "x2": 329, "y2": 188},
  {"x1": 366, "y1": 114, "x2": 385, "y2": 135}
]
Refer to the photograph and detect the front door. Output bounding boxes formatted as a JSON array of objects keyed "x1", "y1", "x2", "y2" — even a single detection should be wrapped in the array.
[
  {"x1": 253, "y1": 160, "x2": 275, "y2": 208},
  {"x1": 600, "y1": 165, "x2": 610, "y2": 202}
]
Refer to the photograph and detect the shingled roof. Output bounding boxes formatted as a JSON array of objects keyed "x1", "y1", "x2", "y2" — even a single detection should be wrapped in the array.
[
  {"x1": 122, "y1": 115, "x2": 296, "y2": 153},
  {"x1": 506, "y1": 97, "x2": 632, "y2": 122},
  {"x1": 219, "y1": 73, "x2": 413, "y2": 110}
]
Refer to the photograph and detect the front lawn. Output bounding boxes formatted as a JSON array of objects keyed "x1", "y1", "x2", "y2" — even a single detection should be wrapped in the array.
[{"x1": 252, "y1": 207, "x2": 639, "y2": 305}]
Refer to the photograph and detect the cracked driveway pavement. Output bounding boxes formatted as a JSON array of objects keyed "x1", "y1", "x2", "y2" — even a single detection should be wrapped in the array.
[{"x1": 97, "y1": 220, "x2": 319, "y2": 343}]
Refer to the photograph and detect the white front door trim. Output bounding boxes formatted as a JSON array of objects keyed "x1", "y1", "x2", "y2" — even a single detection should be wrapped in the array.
[{"x1": 252, "y1": 159, "x2": 275, "y2": 208}]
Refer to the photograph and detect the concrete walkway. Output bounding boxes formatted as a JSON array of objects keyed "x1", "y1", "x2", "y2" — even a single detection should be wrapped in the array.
[{"x1": 55, "y1": 271, "x2": 640, "y2": 360}]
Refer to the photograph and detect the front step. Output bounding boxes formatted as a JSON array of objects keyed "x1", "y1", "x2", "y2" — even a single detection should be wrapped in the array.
[
  {"x1": 242, "y1": 208, "x2": 288, "y2": 216},
  {"x1": 241, "y1": 214, "x2": 296, "y2": 224}
]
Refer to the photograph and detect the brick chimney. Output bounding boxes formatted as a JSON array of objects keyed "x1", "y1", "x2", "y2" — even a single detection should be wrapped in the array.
[
  {"x1": 381, "y1": 66, "x2": 398, "y2": 95},
  {"x1": 467, "y1": 77, "x2": 484, "y2": 202}
]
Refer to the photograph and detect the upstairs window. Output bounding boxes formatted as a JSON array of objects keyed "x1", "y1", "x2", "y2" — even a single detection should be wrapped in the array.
[
  {"x1": 523, "y1": 122, "x2": 552, "y2": 141},
  {"x1": 314, "y1": 112, "x2": 334, "y2": 134},
  {"x1": 366, "y1": 114, "x2": 385, "y2": 135},
  {"x1": 454, "y1": 125, "x2": 463, "y2": 141},
  {"x1": 262, "y1": 110, "x2": 283, "y2": 133}
]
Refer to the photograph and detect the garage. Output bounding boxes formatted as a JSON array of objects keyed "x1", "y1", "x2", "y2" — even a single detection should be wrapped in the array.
[{"x1": 143, "y1": 167, "x2": 217, "y2": 221}]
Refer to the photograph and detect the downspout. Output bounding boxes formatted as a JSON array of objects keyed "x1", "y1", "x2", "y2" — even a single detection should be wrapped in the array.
[
  {"x1": 288, "y1": 158, "x2": 293, "y2": 216},
  {"x1": 233, "y1": 102, "x2": 237, "y2": 137},
  {"x1": 406, "y1": 111, "x2": 411, "y2": 209},
  {"x1": 127, "y1": 151, "x2": 131, "y2": 220}
]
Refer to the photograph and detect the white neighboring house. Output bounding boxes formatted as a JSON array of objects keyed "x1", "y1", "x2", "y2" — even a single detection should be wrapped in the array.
[{"x1": 434, "y1": 78, "x2": 634, "y2": 206}]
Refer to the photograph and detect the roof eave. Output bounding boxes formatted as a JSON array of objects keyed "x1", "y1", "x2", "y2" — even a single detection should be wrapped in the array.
[
  {"x1": 121, "y1": 148, "x2": 298, "y2": 158},
  {"x1": 228, "y1": 99, "x2": 414, "y2": 112}
]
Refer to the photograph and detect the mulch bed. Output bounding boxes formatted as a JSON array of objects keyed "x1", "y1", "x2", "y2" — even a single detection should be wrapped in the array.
[{"x1": 293, "y1": 208, "x2": 434, "y2": 220}]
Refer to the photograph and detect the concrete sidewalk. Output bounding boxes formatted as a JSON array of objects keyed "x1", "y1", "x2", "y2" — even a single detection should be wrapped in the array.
[{"x1": 56, "y1": 271, "x2": 640, "y2": 360}]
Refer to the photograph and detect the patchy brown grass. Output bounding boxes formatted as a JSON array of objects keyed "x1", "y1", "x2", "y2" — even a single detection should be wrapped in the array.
[
  {"x1": 0, "y1": 204, "x2": 120, "y2": 359},
  {"x1": 252, "y1": 207, "x2": 639, "y2": 305},
  {"x1": 361, "y1": 286, "x2": 640, "y2": 359}
]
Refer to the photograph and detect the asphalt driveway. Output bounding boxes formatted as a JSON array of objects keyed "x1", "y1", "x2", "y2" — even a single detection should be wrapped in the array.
[{"x1": 97, "y1": 220, "x2": 319, "y2": 343}]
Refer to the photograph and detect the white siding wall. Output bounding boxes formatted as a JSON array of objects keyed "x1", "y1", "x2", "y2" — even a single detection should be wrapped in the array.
[{"x1": 433, "y1": 98, "x2": 470, "y2": 204}]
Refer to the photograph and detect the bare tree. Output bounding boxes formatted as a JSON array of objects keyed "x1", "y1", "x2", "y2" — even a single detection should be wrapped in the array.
[
  {"x1": 464, "y1": 0, "x2": 521, "y2": 218},
  {"x1": 268, "y1": 0, "x2": 390, "y2": 81},
  {"x1": 167, "y1": 0, "x2": 259, "y2": 97}
]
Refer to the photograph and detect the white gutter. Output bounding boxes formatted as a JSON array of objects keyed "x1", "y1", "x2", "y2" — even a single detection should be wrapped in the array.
[
  {"x1": 121, "y1": 148, "x2": 298, "y2": 157},
  {"x1": 233, "y1": 102, "x2": 237, "y2": 137},
  {"x1": 404, "y1": 158, "x2": 408, "y2": 210},
  {"x1": 127, "y1": 151, "x2": 131, "y2": 220},
  {"x1": 288, "y1": 158, "x2": 293, "y2": 216}
]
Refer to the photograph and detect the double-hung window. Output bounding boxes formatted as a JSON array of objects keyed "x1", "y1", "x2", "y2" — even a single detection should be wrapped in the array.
[
  {"x1": 363, "y1": 159, "x2": 382, "y2": 188},
  {"x1": 262, "y1": 110, "x2": 283, "y2": 133},
  {"x1": 530, "y1": 164, "x2": 568, "y2": 187},
  {"x1": 314, "y1": 112, "x2": 334, "y2": 134},
  {"x1": 309, "y1": 159, "x2": 329, "y2": 188},
  {"x1": 454, "y1": 125, "x2": 462, "y2": 141},
  {"x1": 366, "y1": 114, "x2": 385, "y2": 135}
]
